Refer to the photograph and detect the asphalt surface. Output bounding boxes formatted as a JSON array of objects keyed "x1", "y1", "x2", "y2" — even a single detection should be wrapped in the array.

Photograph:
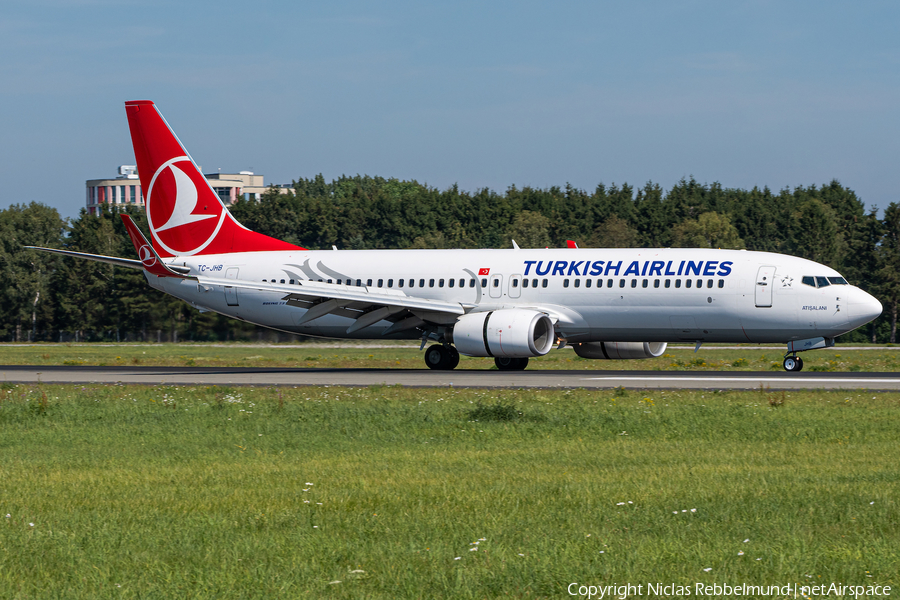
[{"x1": 4, "y1": 365, "x2": 900, "y2": 390}]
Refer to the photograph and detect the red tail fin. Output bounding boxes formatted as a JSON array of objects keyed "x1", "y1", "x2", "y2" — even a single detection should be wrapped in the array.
[{"x1": 125, "y1": 100, "x2": 304, "y2": 258}]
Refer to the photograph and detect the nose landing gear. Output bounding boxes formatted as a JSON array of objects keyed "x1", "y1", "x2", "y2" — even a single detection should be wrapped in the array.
[{"x1": 783, "y1": 355, "x2": 804, "y2": 372}]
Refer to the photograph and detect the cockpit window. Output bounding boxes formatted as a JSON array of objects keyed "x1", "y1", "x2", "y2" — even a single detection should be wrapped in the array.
[{"x1": 803, "y1": 275, "x2": 849, "y2": 288}]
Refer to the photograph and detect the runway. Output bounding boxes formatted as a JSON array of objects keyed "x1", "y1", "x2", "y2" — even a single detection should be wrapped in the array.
[{"x1": 4, "y1": 365, "x2": 900, "y2": 390}]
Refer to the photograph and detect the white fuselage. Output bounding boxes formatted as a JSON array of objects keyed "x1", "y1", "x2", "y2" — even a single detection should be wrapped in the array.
[{"x1": 149, "y1": 247, "x2": 881, "y2": 344}]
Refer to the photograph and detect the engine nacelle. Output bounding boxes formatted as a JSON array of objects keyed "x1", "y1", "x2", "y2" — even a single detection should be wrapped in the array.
[
  {"x1": 573, "y1": 341, "x2": 667, "y2": 360},
  {"x1": 451, "y1": 309, "x2": 555, "y2": 358}
]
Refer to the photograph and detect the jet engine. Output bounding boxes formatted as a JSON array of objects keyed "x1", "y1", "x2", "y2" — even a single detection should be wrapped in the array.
[
  {"x1": 573, "y1": 341, "x2": 667, "y2": 360},
  {"x1": 451, "y1": 309, "x2": 555, "y2": 358}
]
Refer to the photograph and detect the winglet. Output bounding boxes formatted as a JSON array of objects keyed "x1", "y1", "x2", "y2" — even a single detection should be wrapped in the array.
[
  {"x1": 566, "y1": 240, "x2": 578, "y2": 249},
  {"x1": 120, "y1": 214, "x2": 193, "y2": 278}
]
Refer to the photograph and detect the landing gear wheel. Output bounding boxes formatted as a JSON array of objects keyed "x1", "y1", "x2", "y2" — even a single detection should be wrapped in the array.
[
  {"x1": 783, "y1": 356, "x2": 803, "y2": 372},
  {"x1": 424, "y1": 345, "x2": 459, "y2": 370},
  {"x1": 494, "y1": 357, "x2": 529, "y2": 371}
]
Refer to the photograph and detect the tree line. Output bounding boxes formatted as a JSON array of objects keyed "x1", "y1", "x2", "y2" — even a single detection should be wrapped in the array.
[{"x1": 1, "y1": 175, "x2": 897, "y2": 343}]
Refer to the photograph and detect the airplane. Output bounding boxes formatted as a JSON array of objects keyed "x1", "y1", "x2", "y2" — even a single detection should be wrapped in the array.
[{"x1": 28, "y1": 100, "x2": 883, "y2": 372}]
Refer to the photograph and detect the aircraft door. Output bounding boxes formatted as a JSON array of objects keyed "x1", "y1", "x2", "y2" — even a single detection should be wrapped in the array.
[
  {"x1": 508, "y1": 274, "x2": 522, "y2": 299},
  {"x1": 489, "y1": 274, "x2": 503, "y2": 299},
  {"x1": 224, "y1": 267, "x2": 239, "y2": 306},
  {"x1": 755, "y1": 266, "x2": 775, "y2": 307}
]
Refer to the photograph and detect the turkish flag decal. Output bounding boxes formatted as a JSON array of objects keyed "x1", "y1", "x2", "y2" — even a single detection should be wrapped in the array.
[{"x1": 478, "y1": 268, "x2": 490, "y2": 276}]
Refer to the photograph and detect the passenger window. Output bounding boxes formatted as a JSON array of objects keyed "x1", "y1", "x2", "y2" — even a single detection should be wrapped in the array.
[
  {"x1": 481, "y1": 278, "x2": 488, "y2": 287},
  {"x1": 542, "y1": 279, "x2": 548, "y2": 288},
  {"x1": 686, "y1": 279, "x2": 692, "y2": 288},
  {"x1": 388, "y1": 279, "x2": 393, "y2": 287},
  {"x1": 492, "y1": 278, "x2": 499, "y2": 287},
  {"x1": 816, "y1": 276, "x2": 831, "y2": 287},
  {"x1": 429, "y1": 279, "x2": 435, "y2": 287},
  {"x1": 367, "y1": 279, "x2": 373, "y2": 286},
  {"x1": 511, "y1": 279, "x2": 518, "y2": 288},
  {"x1": 398, "y1": 279, "x2": 404, "y2": 288},
  {"x1": 718, "y1": 279, "x2": 724, "y2": 288},
  {"x1": 377, "y1": 279, "x2": 383, "y2": 287},
  {"x1": 665, "y1": 279, "x2": 670, "y2": 288},
  {"x1": 642, "y1": 279, "x2": 648, "y2": 288},
  {"x1": 586, "y1": 279, "x2": 592, "y2": 288},
  {"x1": 439, "y1": 279, "x2": 445, "y2": 287},
  {"x1": 607, "y1": 279, "x2": 613, "y2": 288},
  {"x1": 336, "y1": 279, "x2": 342, "y2": 285},
  {"x1": 574, "y1": 279, "x2": 580, "y2": 288},
  {"x1": 327, "y1": 279, "x2": 332, "y2": 284},
  {"x1": 459, "y1": 278, "x2": 465, "y2": 287},
  {"x1": 532, "y1": 278, "x2": 538, "y2": 287},
  {"x1": 631, "y1": 279, "x2": 637, "y2": 288},
  {"x1": 675, "y1": 280, "x2": 682, "y2": 288},
  {"x1": 262, "y1": 279, "x2": 267, "y2": 282},
  {"x1": 802, "y1": 276, "x2": 816, "y2": 287},
  {"x1": 654, "y1": 279, "x2": 660, "y2": 288},
  {"x1": 449, "y1": 279, "x2": 455, "y2": 288},
  {"x1": 564, "y1": 279, "x2": 570, "y2": 288},
  {"x1": 470, "y1": 279, "x2": 476, "y2": 288},
  {"x1": 707, "y1": 279, "x2": 713, "y2": 288},
  {"x1": 356, "y1": 279, "x2": 362, "y2": 286},
  {"x1": 619, "y1": 279, "x2": 625, "y2": 288},
  {"x1": 522, "y1": 279, "x2": 529, "y2": 288},
  {"x1": 420, "y1": 279, "x2": 426, "y2": 288},
  {"x1": 318, "y1": 278, "x2": 323, "y2": 282}
]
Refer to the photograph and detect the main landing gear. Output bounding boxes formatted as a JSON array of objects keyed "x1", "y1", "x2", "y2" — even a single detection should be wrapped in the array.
[
  {"x1": 424, "y1": 345, "x2": 460, "y2": 370},
  {"x1": 783, "y1": 355, "x2": 804, "y2": 372},
  {"x1": 423, "y1": 345, "x2": 530, "y2": 371},
  {"x1": 493, "y1": 357, "x2": 529, "y2": 371}
]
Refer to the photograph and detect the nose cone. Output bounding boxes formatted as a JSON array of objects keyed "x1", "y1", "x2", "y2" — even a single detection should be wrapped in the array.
[{"x1": 848, "y1": 287, "x2": 882, "y2": 328}]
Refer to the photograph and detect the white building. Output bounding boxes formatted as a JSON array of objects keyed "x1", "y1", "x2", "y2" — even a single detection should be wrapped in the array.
[{"x1": 86, "y1": 166, "x2": 289, "y2": 216}]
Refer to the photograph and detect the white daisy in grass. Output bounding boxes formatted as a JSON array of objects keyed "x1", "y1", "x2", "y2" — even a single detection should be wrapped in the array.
[
  {"x1": 744, "y1": 539, "x2": 749, "y2": 543},
  {"x1": 690, "y1": 509, "x2": 696, "y2": 513},
  {"x1": 454, "y1": 557, "x2": 461, "y2": 560},
  {"x1": 703, "y1": 568, "x2": 712, "y2": 572},
  {"x1": 738, "y1": 551, "x2": 744, "y2": 556}
]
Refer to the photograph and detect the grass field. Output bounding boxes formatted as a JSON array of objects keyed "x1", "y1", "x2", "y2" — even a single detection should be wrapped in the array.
[
  {"x1": 2, "y1": 342, "x2": 900, "y2": 372},
  {"x1": 1, "y1": 384, "x2": 897, "y2": 598}
]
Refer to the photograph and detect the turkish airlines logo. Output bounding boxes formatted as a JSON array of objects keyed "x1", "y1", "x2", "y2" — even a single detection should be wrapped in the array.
[
  {"x1": 138, "y1": 244, "x2": 157, "y2": 267},
  {"x1": 146, "y1": 156, "x2": 226, "y2": 256}
]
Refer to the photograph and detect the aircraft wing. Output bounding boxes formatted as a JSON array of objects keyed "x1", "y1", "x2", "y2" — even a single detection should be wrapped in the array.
[{"x1": 195, "y1": 275, "x2": 466, "y2": 334}]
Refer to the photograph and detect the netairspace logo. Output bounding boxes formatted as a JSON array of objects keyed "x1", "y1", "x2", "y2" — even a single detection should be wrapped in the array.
[{"x1": 566, "y1": 582, "x2": 892, "y2": 599}]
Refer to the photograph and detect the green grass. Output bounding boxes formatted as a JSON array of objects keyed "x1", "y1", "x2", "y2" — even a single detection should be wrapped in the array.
[
  {"x1": 1, "y1": 384, "x2": 897, "y2": 598},
  {"x1": 3, "y1": 342, "x2": 900, "y2": 371}
]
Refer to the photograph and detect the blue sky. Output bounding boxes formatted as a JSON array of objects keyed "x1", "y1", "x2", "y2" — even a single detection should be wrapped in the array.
[{"x1": 3, "y1": 0, "x2": 898, "y2": 220}]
